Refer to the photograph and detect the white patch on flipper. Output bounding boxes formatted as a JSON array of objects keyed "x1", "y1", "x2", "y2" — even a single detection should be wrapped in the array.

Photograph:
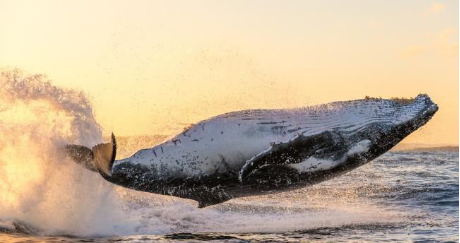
[
  {"x1": 347, "y1": 140, "x2": 371, "y2": 155},
  {"x1": 288, "y1": 157, "x2": 340, "y2": 172},
  {"x1": 288, "y1": 140, "x2": 372, "y2": 173}
]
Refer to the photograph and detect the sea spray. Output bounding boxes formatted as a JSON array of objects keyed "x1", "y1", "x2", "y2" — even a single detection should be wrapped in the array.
[{"x1": 0, "y1": 70, "x2": 133, "y2": 236}]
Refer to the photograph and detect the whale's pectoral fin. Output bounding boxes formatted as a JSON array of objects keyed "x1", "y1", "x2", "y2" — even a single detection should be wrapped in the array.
[
  {"x1": 239, "y1": 131, "x2": 344, "y2": 182},
  {"x1": 92, "y1": 133, "x2": 117, "y2": 177},
  {"x1": 65, "y1": 133, "x2": 117, "y2": 177}
]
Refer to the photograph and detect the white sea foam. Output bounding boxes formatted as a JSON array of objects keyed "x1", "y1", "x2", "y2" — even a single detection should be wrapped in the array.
[{"x1": 0, "y1": 70, "x2": 131, "y2": 236}]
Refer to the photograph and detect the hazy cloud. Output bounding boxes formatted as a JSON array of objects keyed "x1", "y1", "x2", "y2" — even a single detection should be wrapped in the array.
[
  {"x1": 400, "y1": 45, "x2": 425, "y2": 57},
  {"x1": 367, "y1": 20, "x2": 378, "y2": 29},
  {"x1": 422, "y1": 2, "x2": 446, "y2": 16},
  {"x1": 400, "y1": 27, "x2": 458, "y2": 58},
  {"x1": 432, "y1": 28, "x2": 459, "y2": 56}
]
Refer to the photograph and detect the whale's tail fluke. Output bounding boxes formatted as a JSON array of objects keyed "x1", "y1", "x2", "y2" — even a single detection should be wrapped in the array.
[{"x1": 65, "y1": 133, "x2": 117, "y2": 177}]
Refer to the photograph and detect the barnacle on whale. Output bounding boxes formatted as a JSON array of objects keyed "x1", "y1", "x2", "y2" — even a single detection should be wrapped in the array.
[{"x1": 364, "y1": 95, "x2": 416, "y2": 105}]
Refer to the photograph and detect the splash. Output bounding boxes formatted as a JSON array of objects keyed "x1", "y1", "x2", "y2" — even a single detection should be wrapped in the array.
[
  {"x1": 0, "y1": 69, "x2": 130, "y2": 236},
  {"x1": 0, "y1": 69, "x2": 399, "y2": 237}
]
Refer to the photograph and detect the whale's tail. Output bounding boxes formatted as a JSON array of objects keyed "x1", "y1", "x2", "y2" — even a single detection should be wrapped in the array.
[{"x1": 65, "y1": 133, "x2": 117, "y2": 177}]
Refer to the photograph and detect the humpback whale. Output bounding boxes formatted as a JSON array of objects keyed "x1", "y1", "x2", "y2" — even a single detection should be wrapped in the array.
[{"x1": 66, "y1": 94, "x2": 438, "y2": 207}]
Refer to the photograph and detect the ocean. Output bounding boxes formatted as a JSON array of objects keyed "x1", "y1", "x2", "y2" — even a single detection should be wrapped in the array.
[{"x1": 1, "y1": 150, "x2": 458, "y2": 243}]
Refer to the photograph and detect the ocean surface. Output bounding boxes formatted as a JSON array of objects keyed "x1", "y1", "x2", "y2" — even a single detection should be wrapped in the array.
[{"x1": 0, "y1": 150, "x2": 458, "y2": 243}]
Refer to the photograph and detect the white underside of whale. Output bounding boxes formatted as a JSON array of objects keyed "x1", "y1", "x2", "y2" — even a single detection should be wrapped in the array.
[{"x1": 113, "y1": 96, "x2": 430, "y2": 178}]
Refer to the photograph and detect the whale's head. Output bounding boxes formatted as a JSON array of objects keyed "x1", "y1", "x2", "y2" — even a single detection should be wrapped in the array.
[
  {"x1": 394, "y1": 94, "x2": 438, "y2": 134},
  {"x1": 326, "y1": 94, "x2": 439, "y2": 171},
  {"x1": 240, "y1": 94, "x2": 439, "y2": 187},
  {"x1": 347, "y1": 94, "x2": 438, "y2": 151}
]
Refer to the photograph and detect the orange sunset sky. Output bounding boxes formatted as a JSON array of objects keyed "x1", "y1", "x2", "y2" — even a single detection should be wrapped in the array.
[{"x1": 1, "y1": 0, "x2": 458, "y2": 145}]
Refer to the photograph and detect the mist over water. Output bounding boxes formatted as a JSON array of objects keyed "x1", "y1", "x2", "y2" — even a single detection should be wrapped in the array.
[
  {"x1": 0, "y1": 70, "x2": 457, "y2": 242},
  {"x1": 0, "y1": 70, "x2": 125, "y2": 235}
]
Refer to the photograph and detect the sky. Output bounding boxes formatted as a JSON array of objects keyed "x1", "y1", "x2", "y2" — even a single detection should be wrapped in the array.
[{"x1": 0, "y1": 0, "x2": 458, "y2": 145}]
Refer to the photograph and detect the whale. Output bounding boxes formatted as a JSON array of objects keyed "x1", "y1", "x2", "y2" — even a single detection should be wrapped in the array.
[{"x1": 66, "y1": 94, "x2": 438, "y2": 207}]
